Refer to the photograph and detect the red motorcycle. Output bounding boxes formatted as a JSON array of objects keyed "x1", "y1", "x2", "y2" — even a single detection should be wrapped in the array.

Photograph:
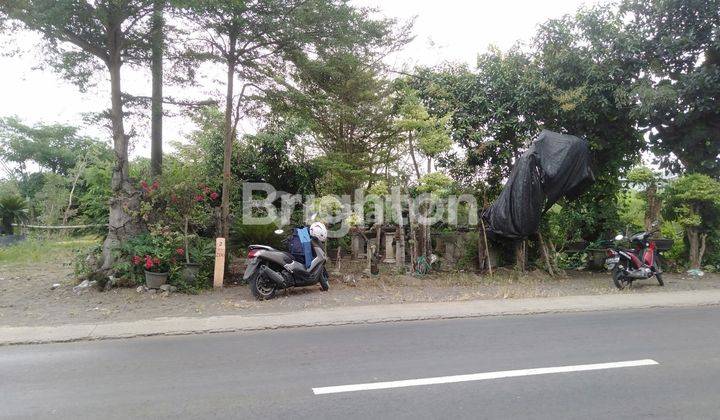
[{"x1": 604, "y1": 224, "x2": 664, "y2": 290}]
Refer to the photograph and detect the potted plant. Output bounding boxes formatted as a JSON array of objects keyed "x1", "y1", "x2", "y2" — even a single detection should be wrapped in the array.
[
  {"x1": 122, "y1": 232, "x2": 173, "y2": 289},
  {"x1": 143, "y1": 253, "x2": 170, "y2": 288}
]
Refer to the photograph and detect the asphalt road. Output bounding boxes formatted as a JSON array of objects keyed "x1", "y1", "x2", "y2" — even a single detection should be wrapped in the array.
[{"x1": 2, "y1": 306, "x2": 720, "y2": 419}]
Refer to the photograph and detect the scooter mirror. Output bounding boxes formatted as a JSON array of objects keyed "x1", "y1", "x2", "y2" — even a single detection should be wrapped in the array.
[
  {"x1": 274, "y1": 229, "x2": 284, "y2": 235},
  {"x1": 614, "y1": 234, "x2": 624, "y2": 241}
]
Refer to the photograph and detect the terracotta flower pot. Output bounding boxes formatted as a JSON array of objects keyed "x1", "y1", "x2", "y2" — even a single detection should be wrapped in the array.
[{"x1": 144, "y1": 270, "x2": 168, "y2": 289}]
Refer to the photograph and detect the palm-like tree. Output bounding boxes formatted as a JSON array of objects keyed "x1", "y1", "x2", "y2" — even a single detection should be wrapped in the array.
[{"x1": 0, "y1": 195, "x2": 28, "y2": 235}]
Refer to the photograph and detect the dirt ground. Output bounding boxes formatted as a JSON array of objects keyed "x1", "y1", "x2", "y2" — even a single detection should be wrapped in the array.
[{"x1": 2, "y1": 255, "x2": 720, "y2": 327}]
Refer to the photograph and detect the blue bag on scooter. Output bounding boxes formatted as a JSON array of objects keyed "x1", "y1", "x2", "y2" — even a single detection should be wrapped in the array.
[{"x1": 288, "y1": 227, "x2": 313, "y2": 268}]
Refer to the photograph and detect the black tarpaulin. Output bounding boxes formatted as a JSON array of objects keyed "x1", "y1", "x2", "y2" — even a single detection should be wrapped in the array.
[{"x1": 483, "y1": 130, "x2": 595, "y2": 240}]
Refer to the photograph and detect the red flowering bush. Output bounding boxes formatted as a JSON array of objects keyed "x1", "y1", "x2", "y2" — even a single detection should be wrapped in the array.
[{"x1": 116, "y1": 233, "x2": 173, "y2": 280}]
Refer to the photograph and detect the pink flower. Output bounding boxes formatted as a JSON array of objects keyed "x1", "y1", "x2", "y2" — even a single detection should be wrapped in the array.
[
  {"x1": 176, "y1": 248, "x2": 185, "y2": 256},
  {"x1": 132, "y1": 255, "x2": 142, "y2": 265},
  {"x1": 195, "y1": 194, "x2": 204, "y2": 202},
  {"x1": 144, "y1": 255, "x2": 153, "y2": 270},
  {"x1": 151, "y1": 180, "x2": 159, "y2": 191},
  {"x1": 210, "y1": 191, "x2": 219, "y2": 200}
]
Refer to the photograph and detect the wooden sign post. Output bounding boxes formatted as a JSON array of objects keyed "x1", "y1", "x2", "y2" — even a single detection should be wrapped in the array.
[{"x1": 213, "y1": 237, "x2": 226, "y2": 288}]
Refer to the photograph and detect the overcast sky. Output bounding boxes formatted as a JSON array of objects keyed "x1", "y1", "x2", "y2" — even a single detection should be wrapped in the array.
[{"x1": 0, "y1": 0, "x2": 593, "y2": 161}]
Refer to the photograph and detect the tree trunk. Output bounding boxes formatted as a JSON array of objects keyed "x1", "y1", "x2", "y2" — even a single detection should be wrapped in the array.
[
  {"x1": 407, "y1": 132, "x2": 422, "y2": 180},
  {"x1": 427, "y1": 156, "x2": 431, "y2": 174},
  {"x1": 477, "y1": 229, "x2": 486, "y2": 272},
  {"x1": 514, "y1": 240, "x2": 526, "y2": 272},
  {"x1": 425, "y1": 222, "x2": 431, "y2": 258},
  {"x1": 184, "y1": 217, "x2": 190, "y2": 264},
  {"x1": 395, "y1": 203, "x2": 406, "y2": 272},
  {"x1": 150, "y1": 0, "x2": 164, "y2": 178},
  {"x1": 699, "y1": 233, "x2": 707, "y2": 268},
  {"x1": 100, "y1": 24, "x2": 144, "y2": 270},
  {"x1": 644, "y1": 183, "x2": 661, "y2": 234},
  {"x1": 219, "y1": 37, "x2": 238, "y2": 242},
  {"x1": 687, "y1": 227, "x2": 701, "y2": 269},
  {"x1": 410, "y1": 223, "x2": 418, "y2": 272},
  {"x1": 375, "y1": 223, "x2": 382, "y2": 259},
  {"x1": 62, "y1": 161, "x2": 84, "y2": 227},
  {"x1": 537, "y1": 232, "x2": 555, "y2": 277}
]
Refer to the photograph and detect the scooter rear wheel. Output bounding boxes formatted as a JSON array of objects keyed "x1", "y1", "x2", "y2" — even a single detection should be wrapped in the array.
[{"x1": 250, "y1": 270, "x2": 277, "y2": 300}]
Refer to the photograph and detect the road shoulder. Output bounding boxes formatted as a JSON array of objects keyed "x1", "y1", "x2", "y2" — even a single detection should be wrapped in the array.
[{"x1": 2, "y1": 289, "x2": 720, "y2": 345}]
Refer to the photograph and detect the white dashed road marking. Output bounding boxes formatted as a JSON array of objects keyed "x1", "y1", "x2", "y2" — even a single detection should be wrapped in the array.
[{"x1": 312, "y1": 359, "x2": 659, "y2": 395}]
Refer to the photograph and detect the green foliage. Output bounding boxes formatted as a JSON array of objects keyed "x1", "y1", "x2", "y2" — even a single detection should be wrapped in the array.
[
  {"x1": 75, "y1": 155, "x2": 113, "y2": 228},
  {"x1": 626, "y1": 166, "x2": 659, "y2": 186},
  {"x1": 368, "y1": 180, "x2": 389, "y2": 197},
  {"x1": 663, "y1": 174, "x2": 720, "y2": 228},
  {"x1": 236, "y1": 121, "x2": 320, "y2": 195},
  {"x1": 416, "y1": 172, "x2": 454, "y2": 196},
  {"x1": 395, "y1": 88, "x2": 452, "y2": 176},
  {"x1": 173, "y1": 107, "x2": 225, "y2": 194},
  {"x1": 659, "y1": 221, "x2": 686, "y2": 269},
  {"x1": 624, "y1": 0, "x2": 720, "y2": 177},
  {"x1": 271, "y1": 51, "x2": 402, "y2": 194},
  {"x1": 617, "y1": 190, "x2": 645, "y2": 233},
  {"x1": 411, "y1": 48, "x2": 541, "y2": 198},
  {"x1": 33, "y1": 172, "x2": 69, "y2": 226},
  {"x1": 0, "y1": 194, "x2": 28, "y2": 235},
  {"x1": 456, "y1": 232, "x2": 479, "y2": 271},
  {"x1": 0, "y1": 116, "x2": 108, "y2": 176},
  {"x1": 0, "y1": 116, "x2": 113, "y2": 230}
]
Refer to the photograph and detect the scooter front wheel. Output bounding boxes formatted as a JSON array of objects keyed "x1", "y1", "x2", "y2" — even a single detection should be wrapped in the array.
[
  {"x1": 250, "y1": 270, "x2": 277, "y2": 300},
  {"x1": 612, "y1": 267, "x2": 630, "y2": 290}
]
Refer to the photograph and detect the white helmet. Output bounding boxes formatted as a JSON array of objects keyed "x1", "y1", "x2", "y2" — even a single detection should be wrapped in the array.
[{"x1": 309, "y1": 222, "x2": 328, "y2": 242}]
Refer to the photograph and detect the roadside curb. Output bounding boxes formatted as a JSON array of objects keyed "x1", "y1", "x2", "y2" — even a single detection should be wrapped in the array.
[{"x1": 2, "y1": 290, "x2": 720, "y2": 346}]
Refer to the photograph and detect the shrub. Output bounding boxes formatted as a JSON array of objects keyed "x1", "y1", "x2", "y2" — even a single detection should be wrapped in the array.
[{"x1": 0, "y1": 194, "x2": 28, "y2": 235}]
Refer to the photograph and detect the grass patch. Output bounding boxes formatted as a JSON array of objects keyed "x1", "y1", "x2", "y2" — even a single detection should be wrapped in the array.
[{"x1": 0, "y1": 236, "x2": 100, "y2": 265}]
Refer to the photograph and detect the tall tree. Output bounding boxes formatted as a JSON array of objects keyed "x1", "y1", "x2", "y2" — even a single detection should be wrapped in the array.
[
  {"x1": 623, "y1": 0, "x2": 720, "y2": 178},
  {"x1": 178, "y1": 0, "x2": 408, "y2": 237},
  {"x1": 530, "y1": 5, "x2": 645, "y2": 238},
  {"x1": 271, "y1": 51, "x2": 404, "y2": 194},
  {"x1": 1, "y1": 0, "x2": 155, "y2": 269},
  {"x1": 412, "y1": 49, "x2": 541, "y2": 200},
  {"x1": 150, "y1": 0, "x2": 164, "y2": 178}
]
